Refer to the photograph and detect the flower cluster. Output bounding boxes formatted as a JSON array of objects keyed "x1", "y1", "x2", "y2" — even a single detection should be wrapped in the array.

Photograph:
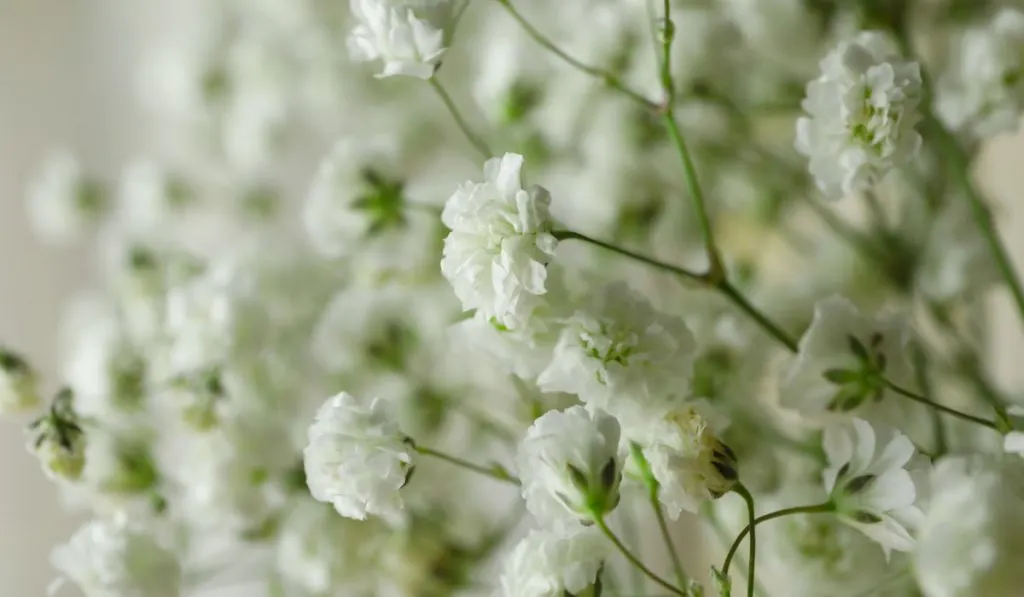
[{"x1": 8, "y1": 1, "x2": 1024, "y2": 597}]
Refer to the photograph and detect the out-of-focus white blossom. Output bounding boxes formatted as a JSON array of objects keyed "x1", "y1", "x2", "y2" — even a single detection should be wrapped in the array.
[
  {"x1": 823, "y1": 418, "x2": 925, "y2": 555},
  {"x1": 303, "y1": 137, "x2": 407, "y2": 258},
  {"x1": 29, "y1": 389, "x2": 87, "y2": 482},
  {"x1": 497, "y1": 526, "x2": 608, "y2": 597},
  {"x1": 917, "y1": 201, "x2": 999, "y2": 301},
  {"x1": 936, "y1": 9, "x2": 1024, "y2": 138},
  {"x1": 796, "y1": 32, "x2": 922, "y2": 199},
  {"x1": 914, "y1": 457, "x2": 1024, "y2": 597},
  {"x1": 347, "y1": 0, "x2": 445, "y2": 79},
  {"x1": 275, "y1": 498, "x2": 383, "y2": 595},
  {"x1": 538, "y1": 282, "x2": 696, "y2": 411},
  {"x1": 517, "y1": 406, "x2": 622, "y2": 530},
  {"x1": 441, "y1": 153, "x2": 558, "y2": 331},
  {"x1": 26, "y1": 150, "x2": 107, "y2": 244},
  {"x1": 50, "y1": 517, "x2": 180, "y2": 597},
  {"x1": 304, "y1": 392, "x2": 414, "y2": 524},
  {"x1": 755, "y1": 485, "x2": 914, "y2": 597},
  {"x1": 0, "y1": 348, "x2": 40, "y2": 414},
  {"x1": 780, "y1": 295, "x2": 914, "y2": 420}
]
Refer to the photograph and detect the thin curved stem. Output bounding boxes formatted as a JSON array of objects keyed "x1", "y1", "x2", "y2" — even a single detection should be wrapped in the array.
[
  {"x1": 659, "y1": 0, "x2": 673, "y2": 99},
  {"x1": 885, "y1": 380, "x2": 999, "y2": 430},
  {"x1": 552, "y1": 229, "x2": 703, "y2": 281},
  {"x1": 663, "y1": 109, "x2": 722, "y2": 279},
  {"x1": 649, "y1": 488, "x2": 687, "y2": 589},
  {"x1": 493, "y1": 0, "x2": 656, "y2": 110},
  {"x1": 733, "y1": 484, "x2": 757, "y2": 597},
  {"x1": 428, "y1": 78, "x2": 492, "y2": 158},
  {"x1": 413, "y1": 445, "x2": 520, "y2": 486},
  {"x1": 716, "y1": 280, "x2": 799, "y2": 352},
  {"x1": 595, "y1": 516, "x2": 686, "y2": 596},
  {"x1": 722, "y1": 502, "x2": 834, "y2": 578}
]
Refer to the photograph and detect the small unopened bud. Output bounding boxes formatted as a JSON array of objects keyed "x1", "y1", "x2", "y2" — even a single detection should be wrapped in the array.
[
  {"x1": 0, "y1": 347, "x2": 41, "y2": 414},
  {"x1": 657, "y1": 18, "x2": 676, "y2": 44},
  {"x1": 28, "y1": 388, "x2": 86, "y2": 481}
]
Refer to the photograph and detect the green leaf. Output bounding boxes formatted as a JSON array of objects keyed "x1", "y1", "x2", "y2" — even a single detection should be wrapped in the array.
[{"x1": 823, "y1": 368, "x2": 860, "y2": 385}]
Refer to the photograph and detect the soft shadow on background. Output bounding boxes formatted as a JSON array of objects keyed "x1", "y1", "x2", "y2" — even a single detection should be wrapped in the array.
[{"x1": 3, "y1": 2, "x2": 1024, "y2": 596}]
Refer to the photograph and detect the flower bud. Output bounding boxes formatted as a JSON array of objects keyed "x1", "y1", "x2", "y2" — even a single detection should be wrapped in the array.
[{"x1": 0, "y1": 347, "x2": 41, "y2": 414}]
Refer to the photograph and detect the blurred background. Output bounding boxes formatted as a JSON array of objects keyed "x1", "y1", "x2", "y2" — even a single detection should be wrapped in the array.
[{"x1": 4, "y1": 1, "x2": 1024, "y2": 596}]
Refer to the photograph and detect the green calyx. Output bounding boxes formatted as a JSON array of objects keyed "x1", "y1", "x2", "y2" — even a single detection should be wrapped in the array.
[
  {"x1": 823, "y1": 334, "x2": 889, "y2": 412},
  {"x1": 355, "y1": 168, "x2": 408, "y2": 236}
]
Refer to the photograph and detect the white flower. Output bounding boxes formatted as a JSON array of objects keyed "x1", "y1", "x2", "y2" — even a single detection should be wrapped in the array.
[
  {"x1": 304, "y1": 392, "x2": 414, "y2": 524},
  {"x1": 917, "y1": 201, "x2": 999, "y2": 301},
  {"x1": 26, "y1": 150, "x2": 107, "y2": 244},
  {"x1": 303, "y1": 137, "x2": 406, "y2": 258},
  {"x1": 822, "y1": 418, "x2": 925, "y2": 554},
  {"x1": 116, "y1": 160, "x2": 189, "y2": 234},
  {"x1": 636, "y1": 403, "x2": 738, "y2": 518},
  {"x1": 29, "y1": 389, "x2": 87, "y2": 482},
  {"x1": 441, "y1": 153, "x2": 558, "y2": 331},
  {"x1": 50, "y1": 518, "x2": 180, "y2": 597},
  {"x1": 275, "y1": 498, "x2": 383, "y2": 595},
  {"x1": 779, "y1": 295, "x2": 913, "y2": 420},
  {"x1": 754, "y1": 485, "x2": 914, "y2": 597},
  {"x1": 347, "y1": 0, "x2": 445, "y2": 79},
  {"x1": 497, "y1": 527, "x2": 609, "y2": 597},
  {"x1": 517, "y1": 406, "x2": 622, "y2": 530},
  {"x1": 796, "y1": 31, "x2": 922, "y2": 199},
  {"x1": 0, "y1": 348, "x2": 40, "y2": 414},
  {"x1": 537, "y1": 282, "x2": 696, "y2": 411},
  {"x1": 914, "y1": 456, "x2": 1024, "y2": 597},
  {"x1": 160, "y1": 265, "x2": 236, "y2": 379},
  {"x1": 936, "y1": 9, "x2": 1024, "y2": 138}
]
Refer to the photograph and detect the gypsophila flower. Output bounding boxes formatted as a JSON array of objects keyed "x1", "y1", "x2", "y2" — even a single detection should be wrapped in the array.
[
  {"x1": 517, "y1": 406, "x2": 622, "y2": 530},
  {"x1": 755, "y1": 485, "x2": 914, "y2": 597},
  {"x1": 275, "y1": 498, "x2": 383, "y2": 595},
  {"x1": 497, "y1": 526, "x2": 609, "y2": 597},
  {"x1": 796, "y1": 32, "x2": 922, "y2": 199},
  {"x1": 29, "y1": 388, "x2": 87, "y2": 481},
  {"x1": 50, "y1": 517, "x2": 180, "y2": 597},
  {"x1": 636, "y1": 403, "x2": 738, "y2": 518},
  {"x1": 780, "y1": 295, "x2": 913, "y2": 419},
  {"x1": 936, "y1": 9, "x2": 1024, "y2": 138},
  {"x1": 26, "y1": 150, "x2": 107, "y2": 244},
  {"x1": 303, "y1": 137, "x2": 407, "y2": 258},
  {"x1": 914, "y1": 456, "x2": 1024, "y2": 597},
  {"x1": 347, "y1": 0, "x2": 445, "y2": 79},
  {"x1": 304, "y1": 392, "x2": 414, "y2": 524},
  {"x1": 0, "y1": 347, "x2": 41, "y2": 413},
  {"x1": 538, "y1": 282, "x2": 696, "y2": 411},
  {"x1": 823, "y1": 418, "x2": 925, "y2": 554},
  {"x1": 441, "y1": 153, "x2": 558, "y2": 331}
]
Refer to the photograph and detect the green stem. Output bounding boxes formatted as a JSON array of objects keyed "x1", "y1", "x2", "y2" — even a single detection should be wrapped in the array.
[
  {"x1": 595, "y1": 516, "x2": 686, "y2": 596},
  {"x1": 925, "y1": 114, "x2": 1024, "y2": 328},
  {"x1": 494, "y1": 0, "x2": 656, "y2": 110},
  {"x1": 659, "y1": 0, "x2": 673, "y2": 99},
  {"x1": 733, "y1": 484, "x2": 757, "y2": 597},
  {"x1": 716, "y1": 280, "x2": 799, "y2": 352},
  {"x1": 722, "y1": 502, "x2": 834, "y2": 578},
  {"x1": 413, "y1": 445, "x2": 520, "y2": 485},
  {"x1": 911, "y1": 342, "x2": 947, "y2": 456},
  {"x1": 649, "y1": 487, "x2": 687, "y2": 589},
  {"x1": 552, "y1": 229, "x2": 703, "y2": 281},
  {"x1": 428, "y1": 78, "x2": 492, "y2": 158},
  {"x1": 885, "y1": 379, "x2": 999, "y2": 430},
  {"x1": 663, "y1": 111, "x2": 723, "y2": 278}
]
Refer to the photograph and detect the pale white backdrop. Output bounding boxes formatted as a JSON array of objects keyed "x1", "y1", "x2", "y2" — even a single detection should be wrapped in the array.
[{"x1": 3, "y1": 2, "x2": 1024, "y2": 597}]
